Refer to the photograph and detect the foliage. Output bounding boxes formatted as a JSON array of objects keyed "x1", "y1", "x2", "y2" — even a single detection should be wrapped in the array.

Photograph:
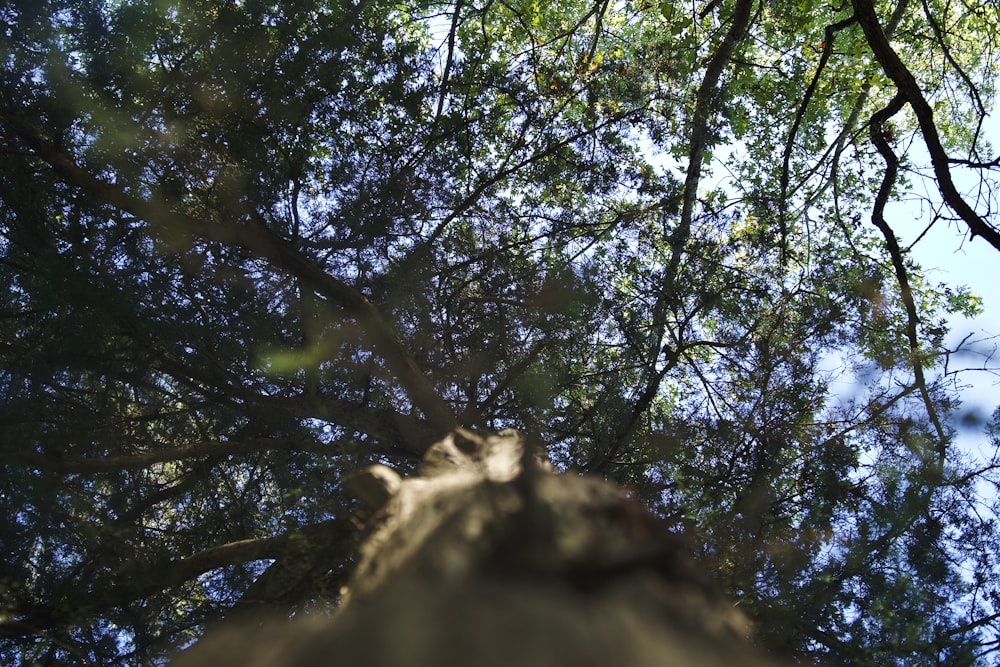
[{"x1": 1, "y1": 0, "x2": 999, "y2": 664}]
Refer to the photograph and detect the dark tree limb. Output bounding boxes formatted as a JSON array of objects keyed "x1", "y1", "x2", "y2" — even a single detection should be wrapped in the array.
[
  {"x1": 852, "y1": 0, "x2": 1000, "y2": 250},
  {"x1": 0, "y1": 518, "x2": 354, "y2": 640},
  {"x1": 867, "y1": 95, "x2": 948, "y2": 462},
  {"x1": 671, "y1": 0, "x2": 755, "y2": 285},
  {"x1": 0, "y1": 109, "x2": 457, "y2": 439},
  {"x1": 589, "y1": 345, "x2": 680, "y2": 473},
  {"x1": 623, "y1": 0, "x2": 754, "y2": 472},
  {"x1": 433, "y1": 0, "x2": 463, "y2": 122},
  {"x1": 779, "y1": 14, "x2": 859, "y2": 243},
  {"x1": 0, "y1": 437, "x2": 340, "y2": 474},
  {"x1": 256, "y1": 393, "x2": 437, "y2": 456}
]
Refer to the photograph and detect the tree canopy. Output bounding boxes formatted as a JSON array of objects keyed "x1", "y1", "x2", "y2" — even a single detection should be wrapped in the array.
[{"x1": 1, "y1": 0, "x2": 999, "y2": 664}]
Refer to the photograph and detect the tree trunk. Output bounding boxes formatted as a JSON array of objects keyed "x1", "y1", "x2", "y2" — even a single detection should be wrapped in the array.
[{"x1": 172, "y1": 429, "x2": 798, "y2": 666}]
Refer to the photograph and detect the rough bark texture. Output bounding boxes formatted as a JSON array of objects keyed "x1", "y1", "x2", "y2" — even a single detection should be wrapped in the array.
[{"x1": 172, "y1": 429, "x2": 797, "y2": 666}]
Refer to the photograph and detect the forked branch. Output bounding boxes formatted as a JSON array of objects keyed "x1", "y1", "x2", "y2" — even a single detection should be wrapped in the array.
[{"x1": 852, "y1": 0, "x2": 1000, "y2": 250}]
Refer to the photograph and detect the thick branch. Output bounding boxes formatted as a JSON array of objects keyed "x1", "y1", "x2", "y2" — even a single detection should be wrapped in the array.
[
  {"x1": 0, "y1": 518, "x2": 353, "y2": 639},
  {"x1": 677, "y1": 0, "x2": 754, "y2": 233},
  {"x1": 868, "y1": 96, "x2": 948, "y2": 461},
  {"x1": 643, "y1": 0, "x2": 755, "y2": 454},
  {"x1": 0, "y1": 110, "x2": 457, "y2": 437},
  {"x1": 852, "y1": 0, "x2": 1000, "y2": 250},
  {"x1": 457, "y1": 337, "x2": 549, "y2": 427},
  {"x1": 589, "y1": 345, "x2": 680, "y2": 473},
  {"x1": 779, "y1": 14, "x2": 859, "y2": 241},
  {"x1": 646, "y1": 0, "x2": 756, "y2": 402},
  {"x1": 0, "y1": 437, "x2": 338, "y2": 474},
  {"x1": 260, "y1": 393, "x2": 436, "y2": 456}
]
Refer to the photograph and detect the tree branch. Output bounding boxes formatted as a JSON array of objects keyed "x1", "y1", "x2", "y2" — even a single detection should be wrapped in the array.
[
  {"x1": 0, "y1": 109, "x2": 457, "y2": 439},
  {"x1": 852, "y1": 0, "x2": 1000, "y2": 250},
  {"x1": 867, "y1": 95, "x2": 948, "y2": 462},
  {"x1": 0, "y1": 437, "x2": 339, "y2": 474},
  {"x1": 779, "y1": 14, "x2": 859, "y2": 251},
  {"x1": 0, "y1": 518, "x2": 354, "y2": 639},
  {"x1": 677, "y1": 0, "x2": 755, "y2": 240}
]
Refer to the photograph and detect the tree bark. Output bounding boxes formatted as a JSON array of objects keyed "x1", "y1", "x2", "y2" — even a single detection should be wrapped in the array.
[{"x1": 172, "y1": 429, "x2": 802, "y2": 666}]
